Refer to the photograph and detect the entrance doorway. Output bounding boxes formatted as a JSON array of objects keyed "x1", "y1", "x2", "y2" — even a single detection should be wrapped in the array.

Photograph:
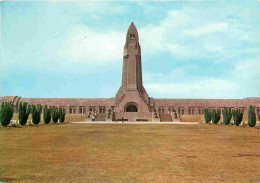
[{"x1": 126, "y1": 104, "x2": 138, "y2": 112}]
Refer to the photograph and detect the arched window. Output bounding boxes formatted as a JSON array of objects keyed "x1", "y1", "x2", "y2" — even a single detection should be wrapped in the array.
[
  {"x1": 126, "y1": 105, "x2": 138, "y2": 112},
  {"x1": 133, "y1": 34, "x2": 135, "y2": 38}
]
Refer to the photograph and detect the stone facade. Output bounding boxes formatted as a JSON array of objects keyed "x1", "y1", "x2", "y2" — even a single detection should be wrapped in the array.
[{"x1": 1, "y1": 22, "x2": 260, "y2": 121}]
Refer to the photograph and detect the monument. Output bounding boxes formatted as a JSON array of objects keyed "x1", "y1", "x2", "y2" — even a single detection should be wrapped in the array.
[
  {"x1": 0, "y1": 22, "x2": 260, "y2": 121},
  {"x1": 114, "y1": 23, "x2": 153, "y2": 121}
]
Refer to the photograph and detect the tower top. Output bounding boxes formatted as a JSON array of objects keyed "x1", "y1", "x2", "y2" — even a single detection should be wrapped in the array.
[{"x1": 125, "y1": 22, "x2": 139, "y2": 45}]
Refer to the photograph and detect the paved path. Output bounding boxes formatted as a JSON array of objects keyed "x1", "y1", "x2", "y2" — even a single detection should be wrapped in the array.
[{"x1": 71, "y1": 121, "x2": 199, "y2": 125}]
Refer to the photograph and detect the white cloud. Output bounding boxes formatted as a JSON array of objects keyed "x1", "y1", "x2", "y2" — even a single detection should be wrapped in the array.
[
  {"x1": 58, "y1": 25, "x2": 125, "y2": 63},
  {"x1": 138, "y1": 6, "x2": 259, "y2": 61},
  {"x1": 143, "y1": 65, "x2": 197, "y2": 83},
  {"x1": 55, "y1": 4, "x2": 259, "y2": 65},
  {"x1": 75, "y1": 2, "x2": 128, "y2": 15},
  {"x1": 143, "y1": 58, "x2": 260, "y2": 99},
  {"x1": 203, "y1": 44, "x2": 223, "y2": 52},
  {"x1": 231, "y1": 59, "x2": 260, "y2": 81},
  {"x1": 139, "y1": 10, "x2": 190, "y2": 52},
  {"x1": 181, "y1": 23, "x2": 228, "y2": 37},
  {"x1": 143, "y1": 73, "x2": 164, "y2": 81},
  {"x1": 145, "y1": 79, "x2": 238, "y2": 99},
  {"x1": 166, "y1": 44, "x2": 202, "y2": 59}
]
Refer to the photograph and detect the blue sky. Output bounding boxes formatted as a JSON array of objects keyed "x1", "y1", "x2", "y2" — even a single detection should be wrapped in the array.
[{"x1": 0, "y1": 0, "x2": 259, "y2": 99}]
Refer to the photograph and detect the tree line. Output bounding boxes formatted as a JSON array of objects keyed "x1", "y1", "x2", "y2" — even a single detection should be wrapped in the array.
[
  {"x1": 203, "y1": 106, "x2": 258, "y2": 127},
  {"x1": 0, "y1": 102, "x2": 66, "y2": 127}
]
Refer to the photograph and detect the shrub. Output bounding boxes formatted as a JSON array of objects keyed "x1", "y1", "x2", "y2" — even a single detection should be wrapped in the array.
[
  {"x1": 232, "y1": 109, "x2": 243, "y2": 126},
  {"x1": 0, "y1": 102, "x2": 14, "y2": 126},
  {"x1": 59, "y1": 107, "x2": 66, "y2": 123},
  {"x1": 223, "y1": 107, "x2": 232, "y2": 125},
  {"x1": 248, "y1": 105, "x2": 256, "y2": 127},
  {"x1": 43, "y1": 105, "x2": 51, "y2": 124},
  {"x1": 52, "y1": 107, "x2": 59, "y2": 123},
  {"x1": 203, "y1": 108, "x2": 211, "y2": 123},
  {"x1": 31, "y1": 104, "x2": 42, "y2": 125},
  {"x1": 18, "y1": 102, "x2": 31, "y2": 125},
  {"x1": 211, "y1": 109, "x2": 221, "y2": 124}
]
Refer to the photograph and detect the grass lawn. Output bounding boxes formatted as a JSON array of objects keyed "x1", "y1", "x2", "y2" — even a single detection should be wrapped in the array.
[{"x1": 0, "y1": 123, "x2": 259, "y2": 183}]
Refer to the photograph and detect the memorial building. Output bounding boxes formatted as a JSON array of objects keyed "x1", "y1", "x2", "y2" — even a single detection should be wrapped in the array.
[{"x1": 1, "y1": 22, "x2": 260, "y2": 121}]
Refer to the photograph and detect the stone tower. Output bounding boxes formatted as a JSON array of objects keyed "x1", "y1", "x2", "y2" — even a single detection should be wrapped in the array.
[{"x1": 114, "y1": 22, "x2": 151, "y2": 114}]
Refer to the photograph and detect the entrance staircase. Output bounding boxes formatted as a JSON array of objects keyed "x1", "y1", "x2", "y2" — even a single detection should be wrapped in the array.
[
  {"x1": 160, "y1": 114, "x2": 173, "y2": 122},
  {"x1": 93, "y1": 113, "x2": 106, "y2": 121}
]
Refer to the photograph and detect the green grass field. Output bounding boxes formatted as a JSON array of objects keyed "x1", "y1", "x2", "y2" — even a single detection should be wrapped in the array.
[{"x1": 0, "y1": 123, "x2": 259, "y2": 183}]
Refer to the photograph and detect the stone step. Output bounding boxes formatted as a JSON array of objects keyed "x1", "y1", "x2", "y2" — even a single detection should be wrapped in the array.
[
  {"x1": 93, "y1": 113, "x2": 106, "y2": 121},
  {"x1": 160, "y1": 114, "x2": 173, "y2": 122}
]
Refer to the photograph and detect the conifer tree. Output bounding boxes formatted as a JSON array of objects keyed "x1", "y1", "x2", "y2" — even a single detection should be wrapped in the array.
[
  {"x1": 248, "y1": 105, "x2": 256, "y2": 127},
  {"x1": 211, "y1": 109, "x2": 221, "y2": 124},
  {"x1": 43, "y1": 105, "x2": 51, "y2": 124},
  {"x1": 0, "y1": 102, "x2": 14, "y2": 126},
  {"x1": 223, "y1": 107, "x2": 232, "y2": 125},
  {"x1": 203, "y1": 108, "x2": 211, "y2": 123},
  {"x1": 52, "y1": 107, "x2": 59, "y2": 123},
  {"x1": 18, "y1": 102, "x2": 31, "y2": 125},
  {"x1": 31, "y1": 104, "x2": 42, "y2": 125},
  {"x1": 232, "y1": 109, "x2": 243, "y2": 126},
  {"x1": 216, "y1": 109, "x2": 221, "y2": 123},
  {"x1": 59, "y1": 107, "x2": 66, "y2": 123}
]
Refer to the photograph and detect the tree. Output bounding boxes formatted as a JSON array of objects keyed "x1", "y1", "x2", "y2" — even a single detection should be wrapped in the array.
[
  {"x1": 31, "y1": 104, "x2": 42, "y2": 125},
  {"x1": 223, "y1": 107, "x2": 232, "y2": 125},
  {"x1": 211, "y1": 109, "x2": 221, "y2": 124},
  {"x1": 232, "y1": 109, "x2": 243, "y2": 126},
  {"x1": 203, "y1": 108, "x2": 211, "y2": 123},
  {"x1": 248, "y1": 105, "x2": 256, "y2": 127},
  {"x1": 18, "y1": 102, "x2": 31, "y2": 125},
  {"x1": 0, "y1": 102, "x2": 14, "y2": 126},
  {"x1": 59, "y1": 107, "x2": 66, "y2": 123},
  {"x1": 43, "y1": 105, "x2": 51, "y2": 124},
  {"x1": 52, "y1": 107, "x2": 59, "y2": 123},
  {"x1": 258, "y1": 113, "x2": 260, "y2": 122}
]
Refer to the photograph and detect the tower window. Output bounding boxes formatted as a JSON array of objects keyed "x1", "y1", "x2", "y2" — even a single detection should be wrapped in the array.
[{"x1": 130, "y1": 33, "x2": 135, "y2": 39}]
